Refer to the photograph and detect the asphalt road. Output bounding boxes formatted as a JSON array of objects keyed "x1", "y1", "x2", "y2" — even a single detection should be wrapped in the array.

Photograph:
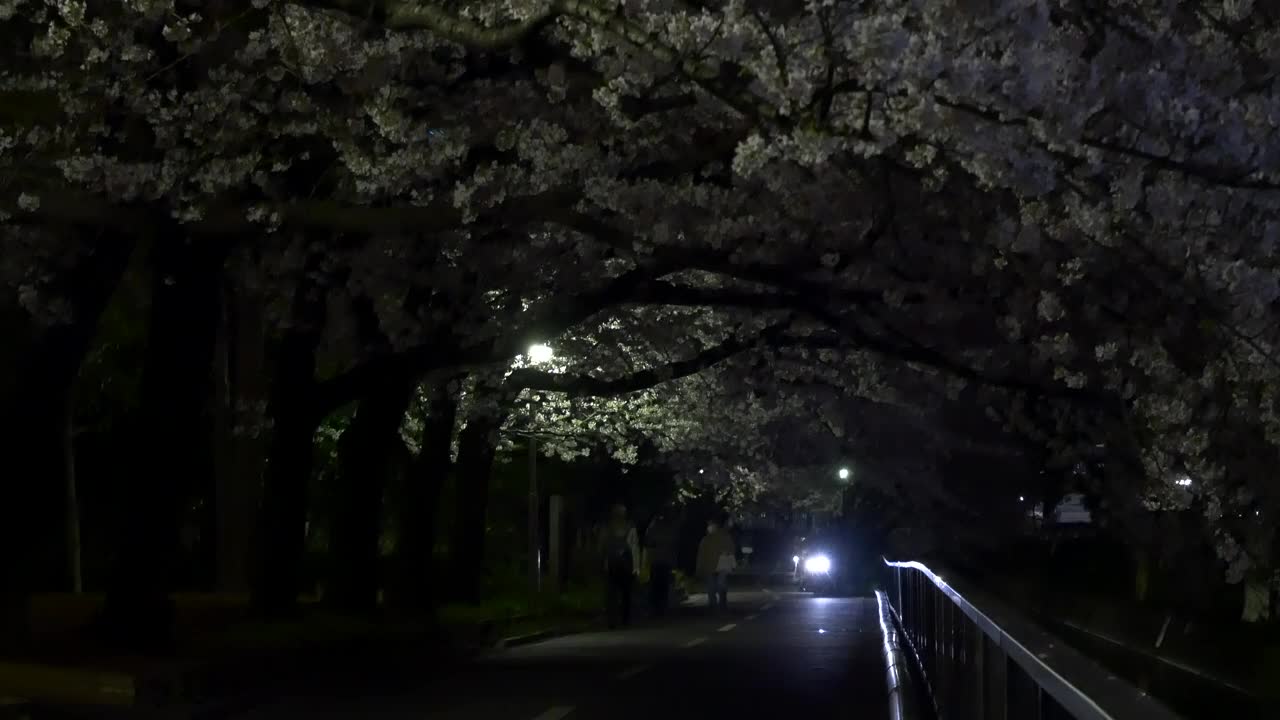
[{"x1": 230, "y1": 590, "x2": 889, "y2": 720}]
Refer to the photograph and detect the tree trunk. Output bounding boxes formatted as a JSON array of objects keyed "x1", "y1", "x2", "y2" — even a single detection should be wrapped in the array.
[
  {"x1": 213, "y1": 281, "x2": 267, "y2": 593},
  {"x1": 65, "y1": 393, "x2": 82, "y2": 594},
  {"x1": 250, "y1": 240, "x2": 336, "y2": 619},
  {"x1": 1, "y1": 394, "x2": 67, "y2": 651},
  {"x1": 327, "y1": 378, "x2": 414, "y2": 615},
  {"x1": 389, "y1": 380, "x2": 460, "y2": 611},
  {"x1": 449, "y1": 410, "x2": 508, "y2": 604},
  {"x1": 103, "y1": 235, "x2": 222, "y2": 650},
  {"x1": 0, "y1": 237, "x2": 134, "y2": 650},
  {"x1": 252, "y1": 329, "x2": 320, "y2": 618}
]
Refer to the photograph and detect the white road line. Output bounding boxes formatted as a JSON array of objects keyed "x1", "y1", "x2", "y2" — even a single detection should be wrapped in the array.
[
  {"x1": 717, "y1": 623, "x2": 737, "y2": 632},
  {"x1": 683, "y1": 637, "x2": 707, "y2": 648},
  {"x1": 532, "y1": 706, "x2": 575, "y2": 720},
  {"x1": 616, "y1": 664, "x2": 650, "y2": 680},
  {"x1": 746, "y1": 614, "x2": 758, "y2": 621}
]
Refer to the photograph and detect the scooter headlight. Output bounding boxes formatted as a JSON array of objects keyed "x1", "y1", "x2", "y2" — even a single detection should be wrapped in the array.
[{"x1": 803, "y1": 554, "x2": 832, "y2": 574}]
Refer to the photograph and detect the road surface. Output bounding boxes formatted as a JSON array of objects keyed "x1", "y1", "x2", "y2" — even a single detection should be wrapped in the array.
[{"x1": 230, "y1": 590, "x2": 888, "y2": 719}]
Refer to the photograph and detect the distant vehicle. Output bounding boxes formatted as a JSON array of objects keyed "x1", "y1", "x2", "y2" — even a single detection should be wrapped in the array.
[
  {"x1": 794, "y1": 532, "x2": 848, "y2": 595},
  {"x1": 799, "y1": 550, "x2": 836, "y2": 594}
]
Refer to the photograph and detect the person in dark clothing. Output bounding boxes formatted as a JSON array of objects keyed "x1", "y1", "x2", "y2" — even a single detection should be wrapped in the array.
[
  {"x1": 599, "y1": 504, "x2": 640, "y2": 628},
  {"x1": 644, "y1": 511, "x2": 678, "y2": 617}
]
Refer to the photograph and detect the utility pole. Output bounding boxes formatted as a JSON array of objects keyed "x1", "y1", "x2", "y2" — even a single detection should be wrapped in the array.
[{"x1": 528, "y1": 430, "x2": 541, "y2": 594}]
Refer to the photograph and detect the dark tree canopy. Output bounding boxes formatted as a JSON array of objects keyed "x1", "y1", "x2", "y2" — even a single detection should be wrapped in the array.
[{"x1": 3, "y1": 0, "x2": 1279, "y2": 585}]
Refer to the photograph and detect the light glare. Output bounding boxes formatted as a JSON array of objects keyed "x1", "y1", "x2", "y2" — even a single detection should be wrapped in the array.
[
  {"x1": 804, "y1": 554, "x2": 832, "y2": 573},
  {"x1": 527, "y1": 343, "x2": 554, "y2": 365},
  {"x1": 837, "y1": 467, "x2": 850, "y2": 480}
]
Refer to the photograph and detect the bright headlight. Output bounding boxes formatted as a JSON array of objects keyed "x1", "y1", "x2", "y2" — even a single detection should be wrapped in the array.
[{"x1": 804, "y1": 554, "x2": 832, "y2": 574}]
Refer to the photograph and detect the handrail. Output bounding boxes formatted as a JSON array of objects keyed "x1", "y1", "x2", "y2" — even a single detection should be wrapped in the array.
[
  {"x1": 882, "y1": 558, "x2": 1181, "y2": 720},
  {"x1": 876, "y1": 590, "x2": 929, "y2": 720}
]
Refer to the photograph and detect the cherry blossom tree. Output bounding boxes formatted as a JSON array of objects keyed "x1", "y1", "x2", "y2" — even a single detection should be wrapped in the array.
[{"x1": 7, "y1": 0, "x2": 1280, "y2": 635}]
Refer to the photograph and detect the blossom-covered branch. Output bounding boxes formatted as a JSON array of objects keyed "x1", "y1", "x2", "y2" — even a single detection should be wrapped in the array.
[{"x1": 508, "y1": 318, "x2": 805, "y2": 396}]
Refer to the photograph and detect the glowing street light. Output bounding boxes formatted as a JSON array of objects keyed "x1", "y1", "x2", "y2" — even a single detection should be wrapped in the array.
[
  {"x1": 837, "y1": 467, "x2": 850, "y2": 480},
  {"x1": 528, "y1": 343, "x2": 554, "y2": 365}
]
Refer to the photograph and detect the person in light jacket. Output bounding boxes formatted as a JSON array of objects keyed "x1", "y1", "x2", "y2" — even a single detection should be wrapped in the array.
[{"x1": 695, "y1": 512, "x2": 736, "y2": 613}]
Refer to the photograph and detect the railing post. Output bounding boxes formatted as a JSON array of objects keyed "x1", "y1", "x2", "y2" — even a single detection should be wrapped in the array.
[
  {"x1": 940, "y1": 589, "x2": 953, "y2": 710},
  {"x1": 952, "y1": 599, "x2": 962, "y2": 712},
  {"x1": 915, "y1": 571, "x2": 924, "y2": 650},
  {"x1": 985, "y1": 635, "x2": 1006, "y2": 720},
  {"x1": 971, "y1": 617, "x2": 985, "y2": 720},
  {"x1": 907, "y1": 571, "x2": 918, "y2": 648},
  {"x1": 950, "y1": 596, "x2": 962, "y2": 710},
  {"x1": 925, "y1": 580, "x2": 938, "y2": 691},
  {"x1": 896, "y1": 566, "x2": 904, "y2": 617}
]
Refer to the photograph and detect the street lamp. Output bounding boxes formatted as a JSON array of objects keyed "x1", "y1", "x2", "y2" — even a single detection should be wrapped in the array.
[
  {"x1": 526, "y1": 343, "x2": 553, "y2": 593},
  {"x1": 837, "y1": 467, "x2": 850, "y2": 480},
  {"x1": 528, "y1": 343, "x2": 554, "y2": 365}
]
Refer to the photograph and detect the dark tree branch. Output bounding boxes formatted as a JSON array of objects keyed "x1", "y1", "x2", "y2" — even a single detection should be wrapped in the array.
[
  {"x1": 936, "y1": 96, "x2": 1280, "y2": 190},
  {"x1": 3, "y1": 190, "x2": 158, "y2": 233},
  {"x1": 508, "y1": 321, "x2": 792, "y2": 396},
  {"x1": 197, "y1": 187, "x2": 579, "y2": 235},
  {"x1": 6, "y1": 183, "x2": 581, "y2": 237},
  {"x1": 623, "y1": 280, "x2": 800, "y2": 310},
  {"x1": 506, "y1": 319, "x2": 855, "y2": 398},
  {"x1": 311, "y1": 264, "x2": 840, "y2": 413},
  {"x1": 529, "y1": 206, "x2": 1097, "y2": 403},
  {"x1": 310, "y1": 261, "x2": 672, "y2": 413}
]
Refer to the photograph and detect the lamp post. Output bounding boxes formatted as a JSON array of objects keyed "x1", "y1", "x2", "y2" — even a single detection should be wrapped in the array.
[
  {"x1": 836, "y1": 467, "x2": 852, "y2": 518},
  {"x1": 526, "y1": 343, "x2": 553, "y2": 593}
]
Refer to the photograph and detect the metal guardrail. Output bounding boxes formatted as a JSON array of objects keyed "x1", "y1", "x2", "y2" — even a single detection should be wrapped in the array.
[
  {"x1": 876, "y1": 589, "x2": 930, "y2": 720},
  {"x1": 883, "y1": 559, "x2": 1181, "y2": 720}
]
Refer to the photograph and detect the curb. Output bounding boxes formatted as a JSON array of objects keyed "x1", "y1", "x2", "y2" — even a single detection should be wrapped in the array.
[
  {"x1": 493, "y1": 616, "x2": 604, "y2": 650},
  {"x1": 494, "y1": 628, "x2": 563, "y2": 649}
]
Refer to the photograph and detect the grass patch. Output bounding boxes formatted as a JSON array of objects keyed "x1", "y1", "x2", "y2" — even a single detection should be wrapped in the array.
[
  {"x1": 192, "y1": 612, "x2": 435, "y2": 657},
  {"x1": 437, "y1": 584, "x2": 602, "y2": 628}
]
